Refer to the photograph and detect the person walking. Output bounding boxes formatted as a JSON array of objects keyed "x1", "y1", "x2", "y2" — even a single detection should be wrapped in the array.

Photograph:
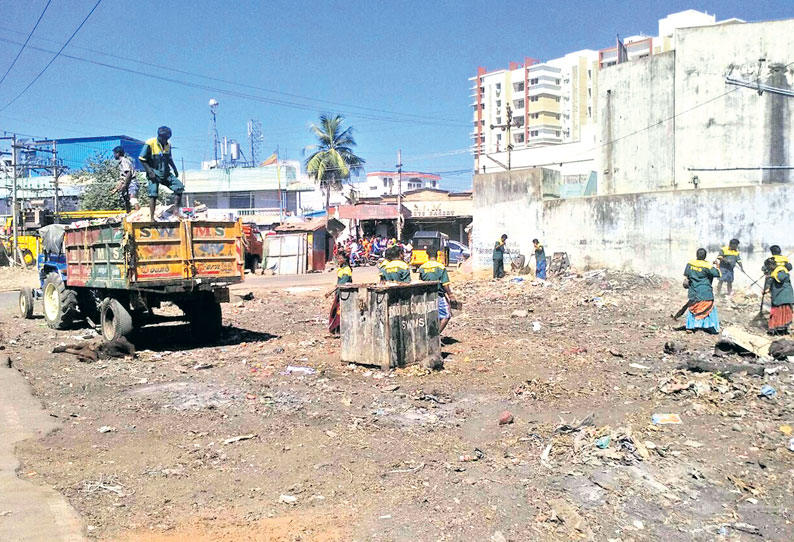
[
  {"x1": 682, "y1": 248, "x2": 721, "y2": 333},
  {"x1": 492, "y1": 234, "x2": 507, "y2": 279},
  {"x1": 379, "y1": 246, "x2": 411, "y2": 283}
]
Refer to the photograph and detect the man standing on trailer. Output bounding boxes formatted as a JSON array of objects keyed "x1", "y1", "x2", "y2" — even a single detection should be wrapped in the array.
[
  {"x1": 112, "y1": 146, "x2": 139, "y2": 213},
  {"x1": 139, "y1": 126, "x2": 184, "y2": 221}
]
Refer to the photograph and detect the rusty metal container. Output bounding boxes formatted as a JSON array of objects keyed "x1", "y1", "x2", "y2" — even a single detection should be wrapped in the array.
[{"x1": 339, "y1": 282, "x2": 441, "y2": 370}]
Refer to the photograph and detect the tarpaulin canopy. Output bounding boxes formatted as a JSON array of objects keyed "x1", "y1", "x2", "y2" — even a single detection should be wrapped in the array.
[{"x1": 337, "y1": 204, "x2": 401, "y2": 220}]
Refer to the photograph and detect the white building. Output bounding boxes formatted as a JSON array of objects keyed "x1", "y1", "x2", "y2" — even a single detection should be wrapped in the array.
[
  {"x1": 354, "y1": 170, "x2": 441, "y2": 197},
  {"x1": 471, "y1": 9, "x2": 742, "y2": 175}
]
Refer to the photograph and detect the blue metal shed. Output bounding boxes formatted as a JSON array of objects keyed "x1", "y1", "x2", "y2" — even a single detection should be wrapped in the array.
[{"x1": 33, "y1": 135, "x2": 146, "y2": 173}]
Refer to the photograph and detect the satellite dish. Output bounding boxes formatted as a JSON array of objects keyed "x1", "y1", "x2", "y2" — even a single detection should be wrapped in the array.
[{"x1": 209, "y1": 98, "x2": 219, "y2": 108}]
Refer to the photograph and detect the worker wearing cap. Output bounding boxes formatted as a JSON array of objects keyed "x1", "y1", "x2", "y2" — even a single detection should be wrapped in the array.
[
  {"x1": 139, "y1": 126, "x2": 184, "y2": 221},
  {"x1": 493, "y1": 234, "x2": 507, "y2": 279}
]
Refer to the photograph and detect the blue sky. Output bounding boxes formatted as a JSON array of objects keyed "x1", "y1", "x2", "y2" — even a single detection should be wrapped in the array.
[{"x1": 1, "y1": 0, "x2": 792, "y2": 191}]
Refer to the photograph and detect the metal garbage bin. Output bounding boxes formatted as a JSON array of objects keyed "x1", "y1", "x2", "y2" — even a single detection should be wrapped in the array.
[{"x1": 339, "y1": 282, "x2": 441, "y2": 370}]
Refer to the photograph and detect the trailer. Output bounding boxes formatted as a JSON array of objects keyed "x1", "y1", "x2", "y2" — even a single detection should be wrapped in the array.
[{"x1": 20, "y1": 219, "x2": 244, "y2": 342}]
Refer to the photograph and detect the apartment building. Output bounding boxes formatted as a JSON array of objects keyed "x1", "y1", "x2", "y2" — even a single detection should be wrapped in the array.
[
  {"x1": 471, "y1": 9, "x2": 739, "y2": 172},
  {"x1": 355, "y1": 170, "x2": 441, "y2": 197}
]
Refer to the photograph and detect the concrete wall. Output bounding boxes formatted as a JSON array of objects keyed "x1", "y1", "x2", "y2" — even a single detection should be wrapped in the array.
[
  {"x1": 471, "y1": 168, "x2": 556, "y2": 268},
  {"x1": 472, "y1": 168, "x2": 794, "y2": 279},
  {"x1": 675, "y1": 19, "x2": 794, "y2": 187},
  {"x1": 597, "y1": 52, "x2": 676, "y2": 194},
  {"x1": 596, "y1": 18, "x2": 794, "y2": 194}
]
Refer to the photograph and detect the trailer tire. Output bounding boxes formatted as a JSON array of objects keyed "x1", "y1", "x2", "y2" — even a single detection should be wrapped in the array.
[
  {"x1": 43, "y1": 272, "x2": 79, "y2": 329},
  {"x1": 19, "y1": 287, "x2": 34, "y2": 319},
  {"x1": 100, "y1": 298, "x2": 134, "y2": 342},
  {"x1": 186, "y1": 297, "x2": 223, "y2": 342}
]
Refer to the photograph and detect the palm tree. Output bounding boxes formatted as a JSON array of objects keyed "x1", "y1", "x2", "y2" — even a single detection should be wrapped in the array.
[{"x1": 304, "y1": 114, "x2": 365, "y2": 210}]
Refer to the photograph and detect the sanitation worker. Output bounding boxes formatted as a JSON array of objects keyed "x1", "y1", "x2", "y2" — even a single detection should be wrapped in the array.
[{"x1": 139, "y1": 126, "x2": 184, "y2": 221}]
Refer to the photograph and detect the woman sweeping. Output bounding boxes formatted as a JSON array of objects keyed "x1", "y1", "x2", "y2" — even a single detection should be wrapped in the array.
[
  {"x1": 764, "y1": 256, "x2": 793, "y2": 335},
  {"x1": 326, "y1": 253, "x2": 352, "y2": 336},
  {"x1": 683, "y1": 248, "x2": 721, "y2": 333}
]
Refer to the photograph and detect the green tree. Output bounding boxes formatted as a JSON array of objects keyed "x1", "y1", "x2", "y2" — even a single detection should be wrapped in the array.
[
  {"x1": 76, "y1": 157, "x2": 162, "y2": 211},
  {"x1": 303, "y1": 114, "x2": 365, "y2": 210}
]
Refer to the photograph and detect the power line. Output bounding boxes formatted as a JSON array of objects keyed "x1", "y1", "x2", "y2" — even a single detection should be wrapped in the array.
[
  {"x1": 0, "y1": 25, "x2": 466, "y2": 126},
  {"x1": 0, "y1": 35, "x2": 468, "y2": 128},
  {"x1": 0, "y1": 0, "x2": 52, "y2": 88},
  {"x1": 0, "y1": 0, "x2": 103, "y2": 113}
]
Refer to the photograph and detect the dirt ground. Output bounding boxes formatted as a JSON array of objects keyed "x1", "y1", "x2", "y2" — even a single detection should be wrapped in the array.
[
  {"x1": 0, "y1": 265, "x2": 39, "y2": 292},
  {"x1": 2, "y1": 268, "x2": 793, "y2": 541}
]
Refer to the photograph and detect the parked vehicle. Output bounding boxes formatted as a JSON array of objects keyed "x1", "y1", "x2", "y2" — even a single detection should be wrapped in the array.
[
  {"x1": 409, "y1": 231, "x2": 450, "y2": 271},
  {"x1": 242, "y1": 223, "x2": 265, "y2": 273},
  {"x1": 448, "y1": 240, "x2": 471, "y2": 265},
  {"x1": 19, "y1": 219, "x2": 244, "y2": 343}
]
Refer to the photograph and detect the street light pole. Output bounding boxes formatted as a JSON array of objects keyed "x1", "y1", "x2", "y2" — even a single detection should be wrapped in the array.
[{"x1": 396, "y1": 149, "x2": 403, "y2": 241}]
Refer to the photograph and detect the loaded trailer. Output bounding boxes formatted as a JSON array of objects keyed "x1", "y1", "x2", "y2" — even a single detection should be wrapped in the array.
[{"x1": 19, "y1": 219, "x2": 244, "y2": 342}]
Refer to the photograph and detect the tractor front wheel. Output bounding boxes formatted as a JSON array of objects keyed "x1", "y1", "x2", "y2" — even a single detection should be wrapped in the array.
[{"x1": 42, "y1": 272, "x2": 79, "y2": 329}]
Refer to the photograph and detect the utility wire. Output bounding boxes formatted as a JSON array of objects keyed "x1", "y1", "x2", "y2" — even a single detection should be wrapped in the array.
[
  {"x1": 0, "y1": 35, "x2": 469, "y2": 128},
  {"x1": 0, "y1": 0, "x2": 103, "y2": 113},
  {"x1": 0, "y1": 0, "x2": 52, "y2": 88},
  {"x1": 0, "y1": 25, "x2": 465, "y2": 126}
]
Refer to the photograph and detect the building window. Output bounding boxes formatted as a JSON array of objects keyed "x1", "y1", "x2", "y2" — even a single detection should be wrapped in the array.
[
  {"x1": 530, "y1": 78, "x2": 538, "y2": 85},
  {"x1": 588, "y1": 69, "x2": 592, "y2": 79},
  {"x1": 371, "y1": 185, "x2": 379, "y2": 191},
  {"x1": 530, "y1": 96, "x2": 538, "y2": 102},
  {"x1": 496, "y1": 100, "x2": 501, "y2": 107},
  {"x1": 555, "y1": 113, "x2": 560, "y2": 120},
  {"x1": 514, "y1": 99, "x2": 524, "y2": 109},
  {"x1": 230, "y1": 192, "x2": 254, "y2": 209},
  {"x1": 496, "y1": 117, "x2": 501, "y2": 125},
  {"x1": 555, "y1": 131, "x2": 561, "y2": 137},
  {"x1": 530, "y1": 113, "x2": 539, "y2": 119},
  {"x1": 496, "y1": 134, "x2": 502, "y2": 141},
  {"x1": 496, "y1": 83, "x2": 501, "y2": 90},
  {"x1": 587, "y1": 106, "x2": 592, "y2": 117},
  {"x1": 555, "y1": 79, "x2": 560, "y2": 85},
  {"x1": 480, "y1": 103, "x2": 485, "y2": 110},
  {"x1": 530, "y1": 130, "x2": 538, "y2": 137},
  {"x1": 555, "y1": 96, "x2": 560, "y2": 102},
  {"x1": 588, "y1": 88, "x2": 592, "y2": 97},
  {"x1": 515, "y1": 82, "x2": 524, "y2": 92}
]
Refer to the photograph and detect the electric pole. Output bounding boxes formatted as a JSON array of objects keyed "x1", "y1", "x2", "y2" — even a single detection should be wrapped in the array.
[
  {"x1": 490, "y1": 104, "x2": 516, "y2": 171},
  {"x1": 11, "y1": 134, "x2": 18, "y2": 264},
  {"x1": 52, "y1": 140, "x2": 59, "y2": 217},
  {"x1": 396, "y1": 149, "x2": 403, "y2": 241}
]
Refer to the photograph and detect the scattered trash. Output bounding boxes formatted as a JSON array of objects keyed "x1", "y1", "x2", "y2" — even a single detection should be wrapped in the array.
[
  {"x1": 632, "y1": 520, "x2": 645, "y2": 530},
  {"x1": 679, "y1": 359, "x2": 764, "y2": 377},
  {"x1": 629, "y1": 363, "x2": 650, "y2": 370},
  {"x1": 759, "y1": 384, "x2": 777, "y2": 399},
  {"x1": 780, "y1": 425, "x2": 792, "y2": 436},
  {"x1": 664, "y1": 341, "x2": 685, "y2": 354},
  {"x1": 224, "y1": 434, "x2": 256, "y2": 445},
  {"x1": 532, "y1": 321, "x2": 542, "y2": 332},
  {"x1": 459, "y1": 449, "x2": 485, "y2": 462},
  {"x1": 511, "y1": 310, "x2": 529, "y2": 318},
  {"x1": 509, "y1": 277, "x2": 524, "y2": 284},
  {"x1": 490, "y1": 531, "x2": 508, "y2": 542},
  {"x1": 608, "y1": 349, "x2": 624, "y2": 358},
  {"x1": 283, "y1": 365, "x2": 317, "y2": 375},
  {"x1": 98, "y1": 426, "x2": 115, "y2": 433},
  {"x1": 652, "y1": 413, "x2": 682, "y2": 425},
  {"x1": 789, "y1": 438, "x2": 794, "y2": 452},
  {"x1": 498, "y1": 411, "x2": 514, "y2": 425},
  {"x1": 235, "y1": 291, "x2": 255, "y2": 301},
  {"x1": 595, "y1": 435, "x2": 611, "y2": 449},
  {"x1": 193, "y1": 362, "x2": 213, "y2": 370},
  {"x1": 683, "y1": 440, "x2": 703, "y2": 448},
  {"x1": 769, "y1": 339, "x2": 794, "y2": 360},
  {"x1": 279, "y1": 494, "x2": 297, "y2": 505}
]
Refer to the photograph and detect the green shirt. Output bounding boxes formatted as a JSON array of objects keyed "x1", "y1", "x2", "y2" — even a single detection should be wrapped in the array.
[
  {"x1": 684, "y1": 259, "x2": 720, "y2": 301},
  {"x1": 493, "y1": 240, "x2": 505, "y2": 260},
  {"x1": 718, "y1": 246, "x2": 741, "y2": 270},
  {"x1": 336, "y1": 265, "x2": 352, "y2": 285},
  {"x1": 534, "y1": 244, "x2": 546, "y2": 263},
  {"x1": 767, "y1": 266, "x2": 794, "y2": 306},
  {"x1": 418, "y1": 260, "x2": 450, "y2": 296},
  {"x1": 139, "y1": 137, "x2": 173, "y2": 180},
  {"x1": 379, "y1": 259, "x2": 411, "y2": 283}
]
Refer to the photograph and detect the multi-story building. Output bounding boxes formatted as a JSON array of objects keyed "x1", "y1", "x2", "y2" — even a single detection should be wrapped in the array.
[
  {"x1": 471, "y1": 9, "x2": 740, "y2": 173},
  {"x1": 355, "y1": 170, "x2": 441, "y2": 197}
]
